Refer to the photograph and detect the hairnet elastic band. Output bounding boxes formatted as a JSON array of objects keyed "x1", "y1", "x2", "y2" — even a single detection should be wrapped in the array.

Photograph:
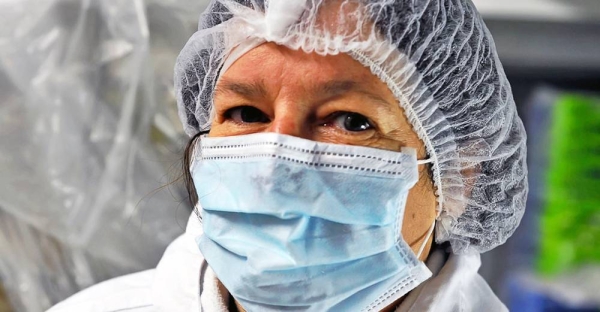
[{"x1": 220, "y1": 37, "x2": 266, "y2": 77}]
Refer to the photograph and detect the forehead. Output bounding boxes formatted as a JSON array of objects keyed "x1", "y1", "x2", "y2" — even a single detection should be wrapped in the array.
[{"x1": 218, "y1": 43, "x2": 383, "y2": 90}]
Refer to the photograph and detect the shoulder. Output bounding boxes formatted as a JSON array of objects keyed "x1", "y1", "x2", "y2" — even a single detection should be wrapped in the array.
[
  {"x1": 47, "y1": 218, "x2": 208, "y2": 312},
  {"x1": 47, "y1": 270, "x2": 156, "y2": 312},
  {"x1": 398, "y1": 250, "x2": 508, "y2": 312}
]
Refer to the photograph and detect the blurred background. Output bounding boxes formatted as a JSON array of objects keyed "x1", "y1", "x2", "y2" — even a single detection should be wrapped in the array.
[
  {"x1": 0, "y1": 0, "x2": 598, "y2": 311},
  {"x1": 473, "y1": 1, "x2": 600, "y2": 311}
]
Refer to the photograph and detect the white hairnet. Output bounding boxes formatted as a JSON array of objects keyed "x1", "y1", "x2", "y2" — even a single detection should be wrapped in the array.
[{"x1": 174, "y1": 0, "x2": 528, "y2": 254}]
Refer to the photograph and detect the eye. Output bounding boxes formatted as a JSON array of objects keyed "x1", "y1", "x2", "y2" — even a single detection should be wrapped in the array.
[
  {"x1": 225, "y1": 106, "x2": 270, "y2": 123},
  {"x1": 329, "y1": 112, "x2": 374, "y2": 132}
]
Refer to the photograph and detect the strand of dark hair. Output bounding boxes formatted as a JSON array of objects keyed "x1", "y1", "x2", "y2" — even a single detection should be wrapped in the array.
[{"x1": 182, "y1": 132, "x2": 205, "y2": 209}]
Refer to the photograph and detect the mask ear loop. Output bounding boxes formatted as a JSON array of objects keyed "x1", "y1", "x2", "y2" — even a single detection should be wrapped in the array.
[
  {"x1": 417, "y1": 158, "x2": 433, "y2": 165},
  {"x1": 416, "y1": 220, "x2": 436, "y2": 259},
  {"x1": 415, "y1": 158, "x2": 440, "y2": 259}
]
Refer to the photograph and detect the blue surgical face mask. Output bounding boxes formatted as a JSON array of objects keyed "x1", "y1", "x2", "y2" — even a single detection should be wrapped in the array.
[{"x1": 191, "y1": 133, "x2": 433, "y2": 312}]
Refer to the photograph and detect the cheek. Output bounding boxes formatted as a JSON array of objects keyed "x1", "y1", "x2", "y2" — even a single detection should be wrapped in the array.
[
  {"x1": 401, "y1": 168, "x2": 437, "y2": 252},
  {"x1": 208, "y1": 125, "x2": 230, "y2": 137}
]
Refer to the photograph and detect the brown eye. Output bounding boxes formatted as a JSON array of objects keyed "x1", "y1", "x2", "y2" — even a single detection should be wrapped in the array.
[
  {"x1": 226, "y1": 106, "x2": 270, "y2": 123},
  {"x1": 331, "y1": 112, "x2": 373, "y2": 132}
]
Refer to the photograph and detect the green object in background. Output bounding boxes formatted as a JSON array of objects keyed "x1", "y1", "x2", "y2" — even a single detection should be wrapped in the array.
[{"x1": 537, "y1": 94, "x2": 600, "y2": 276}]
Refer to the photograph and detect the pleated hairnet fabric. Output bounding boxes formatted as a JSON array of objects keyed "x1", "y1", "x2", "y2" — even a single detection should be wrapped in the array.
[{"x1": 174, "y1": 0, "x2": 528, "y2": 254}]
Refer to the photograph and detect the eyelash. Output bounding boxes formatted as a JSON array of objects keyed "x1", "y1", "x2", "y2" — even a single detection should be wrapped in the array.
[
  {"x1": 222, "y1": 106, "x2": 376, "y2": 133},
  {"x1": 322, "y1": 111, "x2": 375, "y2": 132},
  {"x1": 223, "y1": 106, "x2": 270, "y2": 124}
]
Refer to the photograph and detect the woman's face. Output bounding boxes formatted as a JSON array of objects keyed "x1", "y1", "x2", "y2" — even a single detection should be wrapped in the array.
[{"x1": 209, "y1": 42, "x2": 437, "y2": 260}]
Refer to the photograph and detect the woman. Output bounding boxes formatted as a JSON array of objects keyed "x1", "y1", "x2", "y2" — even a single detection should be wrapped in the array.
[{"x1": 49, "y1": 0, "x2": 527, "y2": 311}]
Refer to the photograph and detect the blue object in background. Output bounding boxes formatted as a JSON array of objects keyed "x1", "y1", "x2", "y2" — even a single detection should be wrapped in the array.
[{"x1": 507, "y1": 275, "x2": 599, "y2": 312}]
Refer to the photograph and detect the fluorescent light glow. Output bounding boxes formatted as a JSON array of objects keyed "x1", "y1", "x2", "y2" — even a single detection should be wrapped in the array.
[{"x1": 471, "y1": 0, "x2": 582, "y2": 21}]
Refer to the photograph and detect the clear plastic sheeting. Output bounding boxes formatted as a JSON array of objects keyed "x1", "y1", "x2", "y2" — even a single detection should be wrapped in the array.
[{"x1": 0, "y1": 0, "x2": 208, "y2": 310}]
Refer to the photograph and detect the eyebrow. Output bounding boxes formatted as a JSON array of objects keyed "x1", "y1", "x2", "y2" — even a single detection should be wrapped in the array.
[
  {"x1": 318, "y1": 80, "x2": 393, "y2": 109},
  {"x1": 215, "y1": 78, "x2": 394, "y2": 110},
  {"x1": 214, "y1": 79, "x2": 269, "y2": 99}
]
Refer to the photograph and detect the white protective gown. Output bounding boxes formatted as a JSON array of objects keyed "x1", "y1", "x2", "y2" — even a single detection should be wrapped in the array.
[{"x1": 48, "y1": 214, "x2": 507, "y2": 312}]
